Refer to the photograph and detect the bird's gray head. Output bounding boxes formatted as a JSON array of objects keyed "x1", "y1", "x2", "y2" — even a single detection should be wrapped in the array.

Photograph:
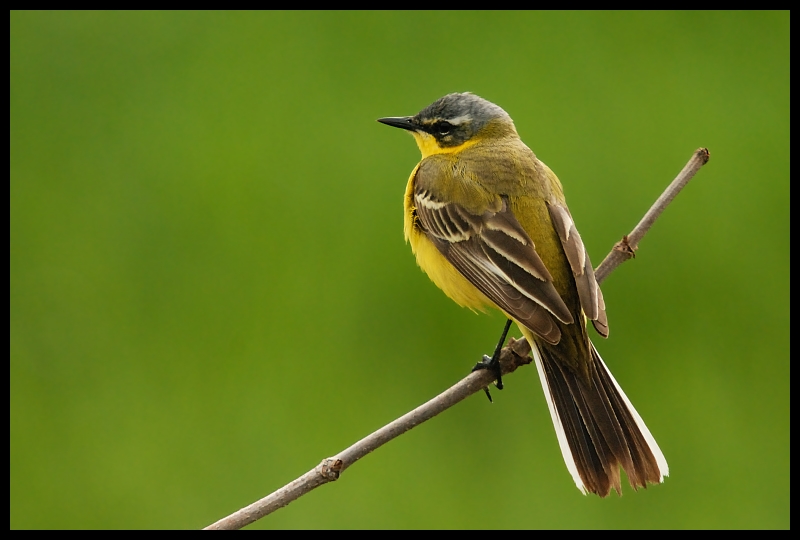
[{"x1": 378, "y1": 92, "x2": 515, "y2": 148}]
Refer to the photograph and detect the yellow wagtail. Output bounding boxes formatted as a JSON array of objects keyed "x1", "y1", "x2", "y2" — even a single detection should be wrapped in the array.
[{"x1": 378, "y1": 93, "x2": 668, "y2": 497}]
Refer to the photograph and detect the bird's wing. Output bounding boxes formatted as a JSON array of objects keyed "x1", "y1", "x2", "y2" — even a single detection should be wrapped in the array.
[
  {"x1": 547, "y1": 203, "x2": 609, "y2": 337},
  {"x1": 413, "y1": 183, "x2": 573, "y2": 345}
]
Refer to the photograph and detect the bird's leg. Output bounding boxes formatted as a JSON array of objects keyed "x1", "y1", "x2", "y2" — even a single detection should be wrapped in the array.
[{"x1": 472, "y1": 318, "x2": 512, "y2": 402}]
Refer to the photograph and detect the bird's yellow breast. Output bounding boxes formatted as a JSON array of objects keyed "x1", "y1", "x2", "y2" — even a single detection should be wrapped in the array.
[{"x1": 403, "y1": 163, "x2": 493, "y2": 312}]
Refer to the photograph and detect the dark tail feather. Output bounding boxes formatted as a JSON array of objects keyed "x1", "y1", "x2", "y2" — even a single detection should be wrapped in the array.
[{"x1": 531, "y1": 340, "x2": 668, "y2": 496}]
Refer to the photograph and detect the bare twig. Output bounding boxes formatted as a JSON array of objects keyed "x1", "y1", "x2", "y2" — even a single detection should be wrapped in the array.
[
  {"x1": 204, "y1": 148, "x2": 709, "y2": 530},
  {"x1": 594, "y1": 148, "x2": 710, "y2": 284},
  {"x1": 204, "y1": 339, "x2": 533, "y2": 530}
]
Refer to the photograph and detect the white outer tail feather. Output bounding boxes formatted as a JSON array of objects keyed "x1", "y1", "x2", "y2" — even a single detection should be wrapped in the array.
[
  {"x1": 530, "y1": 341, "x2": 669, "y2": 494},
  {"x1": 593, "y1": 345, "x2": 669, "y2": 479},
  {"x1": 530, "y1": 343, "x2": 587, "y2": 493}
]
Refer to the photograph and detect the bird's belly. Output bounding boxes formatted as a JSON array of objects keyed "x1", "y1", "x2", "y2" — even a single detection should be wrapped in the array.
[{"x1": 409, "y1": 228, "x2": 493, "y2": 312}]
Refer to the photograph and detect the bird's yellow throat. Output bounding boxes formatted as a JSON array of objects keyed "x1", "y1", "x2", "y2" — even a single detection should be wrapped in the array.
[{"x1": 410, "y1": 131, "x2": 480, "y2": 159}]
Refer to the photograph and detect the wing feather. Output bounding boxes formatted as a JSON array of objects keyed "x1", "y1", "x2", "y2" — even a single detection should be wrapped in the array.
[
  {"x1": 547, "y1": 203, "x2": 609, "y2": 337},
  {"x1": 444, "y1": 240, "x2": 562, "y2": 343},
  {"x1": 414, "y1": 186, "x2": 574, "y2": 344}
]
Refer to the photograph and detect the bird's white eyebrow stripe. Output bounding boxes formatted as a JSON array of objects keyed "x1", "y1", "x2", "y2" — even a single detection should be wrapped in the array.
[{"x1": 447, "y1": 115, "x2": 472, "y2": 125}]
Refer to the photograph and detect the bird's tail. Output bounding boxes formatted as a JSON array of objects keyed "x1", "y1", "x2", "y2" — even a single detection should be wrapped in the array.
[{"x1": 528, "y1": 337, "x2": 669, "y2": 497}]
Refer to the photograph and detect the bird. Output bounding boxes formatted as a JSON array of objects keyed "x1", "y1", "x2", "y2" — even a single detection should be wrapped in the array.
[{"x1": 378, "y1": 92, "x2": 668, "y2": 497}]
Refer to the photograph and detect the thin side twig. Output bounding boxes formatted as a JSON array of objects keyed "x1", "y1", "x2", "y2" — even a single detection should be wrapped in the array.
[
  {"x1": 204, "y1": 148, "x2": 709, "y2": 530},
  {"x1": 594, "y1": 147, "x2": 709, "y2": 284}
]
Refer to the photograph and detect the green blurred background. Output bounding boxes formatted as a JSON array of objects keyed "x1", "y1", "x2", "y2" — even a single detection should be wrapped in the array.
[{"x1": 10, "y1": 11, "x2": 789, "y2": 529}]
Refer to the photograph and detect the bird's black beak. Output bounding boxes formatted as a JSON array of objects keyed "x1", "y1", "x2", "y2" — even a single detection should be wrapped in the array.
[{"x1": 377, "y1": 116, "x2": 417, "y2": 132}]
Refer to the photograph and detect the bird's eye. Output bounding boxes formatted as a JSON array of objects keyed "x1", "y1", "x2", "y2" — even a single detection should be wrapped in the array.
[{"x1": 434, "y1": 122, "x2": 452, "y2": 136}]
